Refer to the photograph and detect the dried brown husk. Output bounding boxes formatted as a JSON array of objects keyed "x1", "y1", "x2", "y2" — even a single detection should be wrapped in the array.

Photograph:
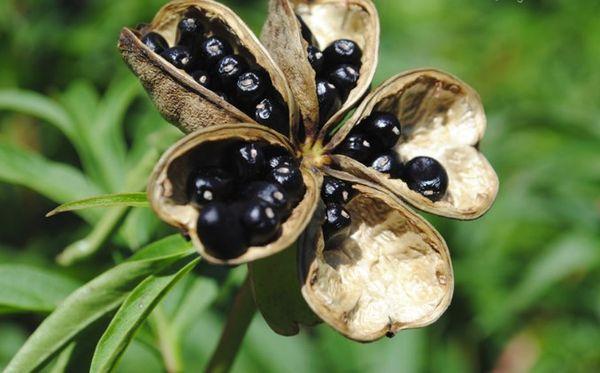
[
  {"x1": 299, "y1": 172, "x2": 453, "y2": 342},
  {"x1": 118, "y1": 0, "x2": 297, "y2": 135},
  {"x1": 261, "y1": 0, "x2": 379, "y2": 144},
  {"x1": 325, "y1": 69, "x2": 499, "y2": 220},
  {"x1": 147, "y1": 124, "x2": 321, "y2": 265}
]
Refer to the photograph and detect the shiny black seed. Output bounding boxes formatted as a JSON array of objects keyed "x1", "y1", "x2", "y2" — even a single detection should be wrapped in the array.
[
  {"x1": 336, "y1": 132, "x2": 375, "y2": 164},
  {"x1": 178, "y1": 14, "x2": 204, "y2": 47},
  {"x1": 236, "y1": 70, "x2": 267, "y2": 105},
  {"x1": 361, "y1": 112, "x2": 401, "y2": 148},
  {"x1": 197, "y1": 202, "x2": 246, "y2": 259},
  {"x1": 231, "y1": 142, "x2": 266, "y2": 181},
  {"x1": 268, "y1": 164, "x2": 305, "y2": 203},
  {"x1": 187, "y1": 168, "x2": 234, "y2": 205},
  {"x1": 161, "y1": 46, "x2": 194, "y2": 70},
  {"x1": 199, "y1": 36, "x2": 232, "y2": 67},
  {"x1": 403, "y1": 156, "x2": 448, "y2": 201},
  {"x1": 323, "y1": 39, "x2": 362, "y2": 67},
  {"x1": 370, "y1": 152, "x2": 404, "y2": 178},
  {"x1": 316, "y1": 79, "x2": 341, "y2": 124},
  {"x1": 242, "y1": 181, "x2": 292, "y2": 215},
  {"x1": 254, "y1": 96, "x2": 288, "y2": 134},
  {"x1": 296, "y1": 15, "x2": 315, "y2": 44},
  {"x1": 323, "y1": 203, "x2": 351, "y2": 240},
  {"x1": 214, "y1": 55, "x2": 248, "y2": 91},
  {"x1": 141, "y1": 32, "x2": 168, "y2": 54},
  {"x1": 328, "y1": 64, "x2": 360, "y2": 99},
  {"x1": 321, "y1": 176, "x2": 354, "y2": 204},
  {"x1": 190, "y1": 70, "x2": 211, "y2": 89},
  {"x1": 267, "y1": 155, "x2": 297, "y2": 170},
  {"x1": 241, "y1": 199, "x2": 282, "y2": 246},
  {"x1": 307, "y1": 45, "x2": 324, "y2": 74}
]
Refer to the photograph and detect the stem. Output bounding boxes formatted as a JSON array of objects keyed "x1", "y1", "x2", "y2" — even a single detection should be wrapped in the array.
[
  {"x1": 205, "y1": 276, "x2": 256, "y2": 373},
  {"x1": 150, "y1": 306, "x2": 183, "y2": 373}
]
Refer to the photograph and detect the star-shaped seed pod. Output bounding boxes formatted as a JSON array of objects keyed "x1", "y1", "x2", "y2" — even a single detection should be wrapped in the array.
[{"x1": 118, "y1": 0, "x2": 499, "y2": 342}]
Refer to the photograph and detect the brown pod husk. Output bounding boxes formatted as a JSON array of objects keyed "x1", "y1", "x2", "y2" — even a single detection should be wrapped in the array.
[
  {"x1": 147, "y1": 124, "x2": 321, "y2": 265},
  {"x1": 326, "y1": 69, "x2": 499, "y2": 220},
  {"x1": 261, "y1": 0, "x2": 379, "y2": 144},
  {"x1": 299, "y1": 173, "x2": 453, "y2": 342},
  {"x1": 118, "y1": 0, "x2": 298, "y2": 135}
]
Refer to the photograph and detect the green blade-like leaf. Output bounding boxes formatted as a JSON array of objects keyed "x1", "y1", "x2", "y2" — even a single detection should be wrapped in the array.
[
  {"x1": 47, "y1": 192, "x2": 148, "y2": 217},
  {"x1": 4, "y1": 235, "x2": 194, "y2": 373},
  {"x1": 0, "y1": 141, "x2": 103, "y2": 223},
  {"x1": 0, "y1": 89, "x2": 76, "y2": 141},
  {"x1": 91, "y1": 257, "x2": 199, "y2": 373},
  {"x1": 248, "y1": 243, "x2": 320, "y2": 336},
  {"x1": 0, "y1": 265, "x2": 80, "y2": 315}
]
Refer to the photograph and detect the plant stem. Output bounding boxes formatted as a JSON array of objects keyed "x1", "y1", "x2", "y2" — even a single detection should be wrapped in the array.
[
  {"x1": 150, "y1": 306, "x2": 183, "y2": 373},
  {"x1": 205, "y1": 276, "x2": 256, "y2": 373}
]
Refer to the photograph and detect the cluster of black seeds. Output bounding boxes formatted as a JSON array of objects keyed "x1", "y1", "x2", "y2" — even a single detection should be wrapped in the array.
[
  {"x1": 187, "y1": 141, "x2": 305, "y2": 259},
  {"x1": 321, "y1": 176, "x2": 355, "y2": 244},
  {"x1": 296, "y1": 15, "x2": 363, "y2": 126},
  {"x1": 140, "y1": 9, "x2": 289, "y2": 134},
  {"x1": 336, "y1": 111, "x2": 449, "y2": 201}
]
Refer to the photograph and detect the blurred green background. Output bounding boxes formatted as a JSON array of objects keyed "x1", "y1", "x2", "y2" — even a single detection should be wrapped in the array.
[{"x1": 1, "y1": 0, "x2": 599, "y2": 372}]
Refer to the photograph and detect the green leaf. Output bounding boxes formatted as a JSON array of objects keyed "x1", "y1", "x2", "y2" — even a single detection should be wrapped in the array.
[
  {"x1": 47, "y1": 192, "x2": 149, "y2": 217},
  {"x1": 0, "y1": 141, "x2": 103, "y2": 222},
  {"x1": 4, "y1": 235, "x2": 194, "y2": 373},
  {"x1": 248, "y1": 243, "x2": 320, "y2": 336},
  {"x1": 91, "y1": 257, "x2": 199, "y2": 373},
  {"x1": 0, "y1": 264, "x2": 80, "y2": 315}
]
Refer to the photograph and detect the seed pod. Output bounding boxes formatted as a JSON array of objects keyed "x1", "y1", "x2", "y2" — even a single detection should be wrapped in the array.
[
  {"x1": 325, "y1": 70, "x2": 499, "y2": 220},
  {"x1": 261, "y1": 0, "x2": 379, "y2": 144},
  {"x1": 147, "y1": 124, "x2": 321, "y2": 265},
  {"x1": 299, "y1": 174, "x2": 453, "y2": 342},
  {"x1": 118, "y1": 0, "x2": 297, "y2": 135}
]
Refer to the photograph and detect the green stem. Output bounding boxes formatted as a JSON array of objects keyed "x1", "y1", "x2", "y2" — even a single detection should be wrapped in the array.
[
  {"x1": 150, "y1": 306, "x2": 183, "y2": 373},
  {"x1": 205, "y1": 276, "x2": 256, "y2": 373}
]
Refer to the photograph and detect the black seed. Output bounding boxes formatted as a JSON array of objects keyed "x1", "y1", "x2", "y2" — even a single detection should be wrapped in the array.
[
  {"x1": 321, "y1": 176, "x2": 354, "y2": 204},
  {"x1": 370, "y1": 151, "x2": 404, "y2": 178},
  {"x1": 403, "y1": 156, "x2": 448, "y2": 201},
  {"x1": 268, "y1": 164, "x2": 305, "y2": 203},
  {"x1": 254, "y1": 96, "x2": 288, "y2": 134},
  {"x1": 230, "y1": 142, "x2": 266, "y2": 181},
  {"x1": 178, "y1": 14, "x2": 204, "y2": 47},
  {"x1": 214, "y1": 90, "x2": 231, "y2": 102},
  {"x1": 240, "y1": 199, "x2": 282, "y2": 246},
  {"x1": 316, "y1": 79, "x2": 341, "y2": 125},
  {"x1": 307, "y1": 45, "x2": 324, "y2": 74},
  {"x1": 187, "y1": 168, "x2": 234, "y2": 205},
  {"x1": 242, "y1": 181, "x2": 292, "y2": 216},
  {"x1": 198, "y1": 36, "x2": 232, "y2": 68},
  {"x1": 323, "y1": 39, "x2": 362, "y2": 67},
  {"x1": 267, "y1": 155, "x2": 297, "y2": 170},
  {"x1": 336, "y1": 132, "x2": 375, "y2": 164},
  {"x1": 323, "y1": 203, "x2": 351, "y2": 241},
  {"x1": 328, "y1": 64, "x2": 360, "y2": 99},
  {"x1": 197, "y1": 202, "x2": 246, "y2": 259},
  {"x1": 141, "y1": 32, "x2": 168, "y2": 54},
  {"x1": 296, "y1": 15, "x2": 315, "y2": 44},
  {"x1": 190, "y1": 70, "x2": 211, "y2": 89},
  {"x1": 361, "y1": 112, "x2": 401, "y2": 148},
  {"x1": 236, "y1": 70, "x2": 267, "y2": 105},
  {"x1": 161, "y1": 46, "x2": 194, "y2": 70},
  {"x1": 214, "y1": 55, "x2": 248, "y2": 91}
]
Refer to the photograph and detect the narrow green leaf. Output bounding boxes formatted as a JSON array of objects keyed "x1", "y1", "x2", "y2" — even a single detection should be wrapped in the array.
[
  {"x1": 0, "y1": 141, "x2": 103, "y2": 222},
  {"x1": 248, "y1": 244, "x2": 320, "y2": 336},
  {"x1": 0, "y1": 264, "x2": 80, "y2": 315},
  {"x1": 47, "y1": 193, "x2": 148, "y2": 217},
  {"x1": 4, "y1": 235, "x2": 194, "y2": 373},
  {"x1": 91, "y1": 257, "x2": 199, "y2": 373}
]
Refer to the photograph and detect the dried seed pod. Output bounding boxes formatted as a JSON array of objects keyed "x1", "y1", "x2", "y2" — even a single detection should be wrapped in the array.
[
  {"x1": 261, "y1": 0, "x2": 379, "y2": 144},
  {"x1": 147, "y1": 124, "x2": 321, "y2": 265},
  {"x1": 326, "y1": 69, "x2": 499, "y2": 220},
  {"x1": 118, "y1": 0, "x2": 297, "y2": 134},
  {"x1": 299, "y1": 174, "x2": 453, "y2": 342}
]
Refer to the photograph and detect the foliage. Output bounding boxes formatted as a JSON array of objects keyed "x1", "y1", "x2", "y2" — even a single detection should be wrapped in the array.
[{"x1": 0, "y1": 0, "x2": 598, "y2": 372}]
